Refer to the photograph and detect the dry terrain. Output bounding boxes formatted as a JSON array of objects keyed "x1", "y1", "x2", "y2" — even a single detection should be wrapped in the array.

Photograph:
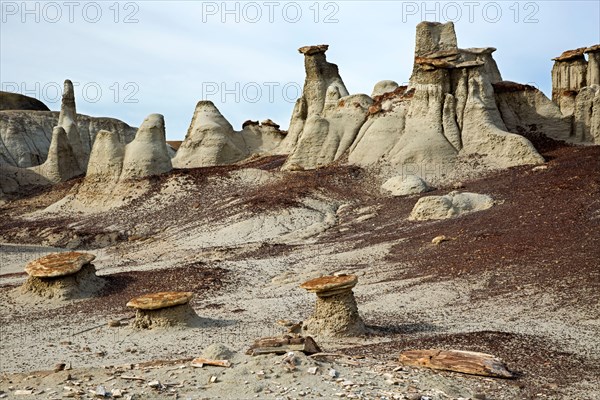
[{"x1": 0, "y1": 141, "x2": 599, "y2": 400}]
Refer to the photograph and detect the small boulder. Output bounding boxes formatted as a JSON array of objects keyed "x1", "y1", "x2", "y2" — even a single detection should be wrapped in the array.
[
  {"x1": 371, "y1": 80, "x2": 399, "y2": 97},
  {"x1": 381, "y1": 175, "x2": 431, "y2": 196},
  {"x1": 409, "y1": 192, "x2": 494, "y2": 221}
]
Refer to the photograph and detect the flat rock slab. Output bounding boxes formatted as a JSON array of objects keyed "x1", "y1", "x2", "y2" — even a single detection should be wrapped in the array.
[
  {"x1": 300, "y1": 275, "x2": 357, "y2": 295},
  {"x1": 24, "y1": 252, "x2": 96, "y2": 278},
  {"x1": 127, "y1": 291, "x2": 193, "y2": 310}
]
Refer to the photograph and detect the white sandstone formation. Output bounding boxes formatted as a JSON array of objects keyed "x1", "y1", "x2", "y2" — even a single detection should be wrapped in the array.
[
  {"x1": 121, "y1": 114, "x2": 172, "y2": 180},
  {"x1": 409, "y1": 191, "x2": 494, "y2": 221},
  {"x1": 34, "y1": 126, "x2": 83, "y2": 183},
  {"x1": 551, "y1": 48, "x2": 588, "y2": 116},
  {"x1": 0, "y1": 125, "x2": 83, "y2": 194},
  {"x1": 57, "y1": 80, "x2": 86, "y2": 170},
  {"x1": 349, "y1": 21, "x2": 545, "y2": 174},
  {"x1": 85, "y1": 130, "x2": 125, "y2": 183},
  {"x1": 493, "y1": 81, "x2": 571, "y2": 142},
  {"x1": 281, "y1": 45, "x2": 372, "y2": 170},
  {"x1": 42, "y1": 114, "x2": 173, "y2": 212},
  {"x1": 0, "y1": 82, "x2": 137, "y2": 169},
  {"x1": 550, "y1": 45, "x2": 600, "y2": 144},
  {"x1": 172, "y1": 101, "x2": 286, "y2": 168}
]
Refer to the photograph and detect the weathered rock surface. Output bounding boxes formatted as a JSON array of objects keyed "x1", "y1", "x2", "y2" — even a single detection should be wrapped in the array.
[
  {"x1": 24, "y1": 251, "x2": 96, "y2": 278},
  {"x1": 0, "y1": 80, "x2": 136, "y2": 169},
  {"x1": 20, "y1": 251, "x2": 102, "y2": 300},
  {"x1": 0, "y1": 91, "x2": 50, "y2": 111},
  {"x1": 172, "y1": 101, "x2": 286, "y2": 168},
  {"x1": 281, "y1": 45, "x2": 368, "y2": 170},
  {"x1": 371, "y1": 80, "x2": 399, "y2": 97},
  {"x1": 586, "y1": 45, "x2": 600, "y2": 86},
  {"x1": 493, "y1": 81, "x2": 571, "y2": 142},
  {"x1": 42, "y1": 114, "x2": 172, "y2": 212},
  {"x1": 127, "y1": 291, "x2": 194, "y2": 310},
  {"x1": 409, "y1": 191, "x2": 494, "y2": 221},
  {"x1": 57, "y1": 80, "x2": 86, "y2": 170},
  {"x1": 550, "y1": 45, "x2": 600, "y2": 144},
  {"x1": 121, "y1": 114, "x2": 172, "y2": 180},
  {"x1": 127, "y1": 292, "x2": 197, "y2": 329},
  {"x1": 85, "y1": 130, "x2": 125, "y2": 183},
  {"x1": 350, "y1": 22, "x2": 544, "y2": 176},
  {"x1": 551, "y1": 47, "x2": 588, "y2": 111},
  {"x1": 381, "y1": 175, "x2": 431, "y2": 196},
  {"x1": 34, "y1": 126, "x2": 83, "y2": 183}
]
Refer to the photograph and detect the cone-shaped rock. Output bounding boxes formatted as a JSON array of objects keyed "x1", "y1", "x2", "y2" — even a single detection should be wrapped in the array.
[
  {"x1": 86, "y1": 129, "x2": 125, "y2": 182},
  {"x1": 172, "y1": 101, "x2": 247, "y2": 168},
  {"x1": 121, "y1": 114, "x2": 172, "y2": 180},
  {"x1": 35, "y1": 126, "x2": 83, "y2": 183}
]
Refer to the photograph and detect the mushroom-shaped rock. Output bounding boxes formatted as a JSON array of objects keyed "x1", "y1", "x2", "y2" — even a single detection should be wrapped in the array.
[
  {"x1": 25, "y1": 252, "x2": 95, "y2": 277},
  {"x1": 300, "y1": 274, "x2": 365, "y2": 337},
  {"x1": 21, "y1": 252, "x2": 103, "y2": 299},
  {"x1": 127, "y1": 291, "x2": 197, "y2": 329}
]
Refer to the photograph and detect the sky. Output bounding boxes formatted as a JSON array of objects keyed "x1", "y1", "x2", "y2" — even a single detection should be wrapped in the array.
[{"x1": 1, "y1": 0, "x2": 599, "y2": 140}]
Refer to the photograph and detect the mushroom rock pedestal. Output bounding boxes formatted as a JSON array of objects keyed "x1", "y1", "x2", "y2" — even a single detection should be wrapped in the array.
[
  {"x1": 300, "y1": 275, "x2": 366, "y2": 337},
  {"x1": 21, "y1": 252, "x2": 102, "y2": 300},
  {"x1": 127, "y1": 292, "x2": 197, "y2": 329}
]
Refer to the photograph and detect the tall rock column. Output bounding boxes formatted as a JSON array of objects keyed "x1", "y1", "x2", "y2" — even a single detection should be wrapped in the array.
[
  {"x1": 551, "y1": 48, "x2": 588, "y2": 116},
  {"x1": 58, "y1": 79, "x2": 87, "y2": 170},
  {"x1": 278, "y1": 45, "x2": 349, "y2": 154},
  {"x1": 585, "y1": 45, "x2": 600, "y2": 86},
  {"x1": 280, "y1": 45, "x2": 372, "y2": 170}
]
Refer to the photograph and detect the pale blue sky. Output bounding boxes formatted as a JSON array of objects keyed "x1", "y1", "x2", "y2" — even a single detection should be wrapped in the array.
[{"x1": 1, "y1": 1, "x2": 599, "y2": 139}]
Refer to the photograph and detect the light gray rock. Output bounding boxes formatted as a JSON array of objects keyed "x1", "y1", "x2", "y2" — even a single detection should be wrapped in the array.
[
  {"x1": 494, "y1": 81, "x2": 572, "y2": 142},
  {"x1": 172, "y1": 102, "x2": 286, "y2": 168},
  {"x1": 281, "y1": 45, "x2": 370, "y2": 170},
  {"x1": 371, "y1": 80, "x2": 399, "y2": 97},
  {"x1": 586, "y1": 45, "x2": 600, "y2": 86},
  {"x1": 172, "y1": 101, "x2": 244, "y2": 168},
  {"x1": 381, "y1": 175, "x2": 431, "y2": 196},
  {"x1": 33, "y1": 126, "x2": 83, "y2": 183},
  {"x1": 85, "y1": 130, "x2": 125, "y2": 183},
  {"x1": 349, "y1": 21, "x2": 544, "y2": 174},
  {"x1": 0, "y1": 110, "x2": 136, "y2": 168},
  {"x1": 574, "y1": 85, "x2": 600, "y2": 144},
  {"x1": 121, "y1": 114, "x2": 172, "y2": 180},
  {"x1": 409, "y1": 191, "x2": 494, "y2": 221},
  {"x1": 279, "y1": 44, "x2": 350, "y2": 160},
  {"x1": 57, "y1": 80, "x2": 86, "y2": 170}
]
